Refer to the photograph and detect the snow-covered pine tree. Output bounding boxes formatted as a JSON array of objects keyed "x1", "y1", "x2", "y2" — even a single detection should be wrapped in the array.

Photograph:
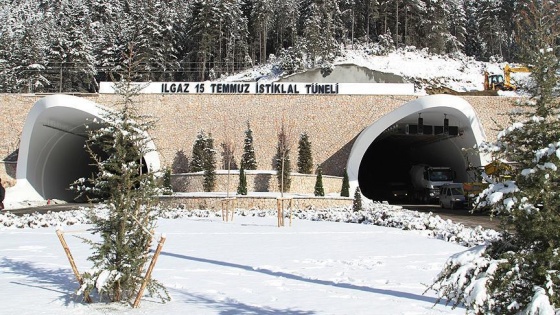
[
  {"x1": 240, "y1": 121, "x2": 257, "y2": 170},
  {"x1": 237, "y1": 165, "x2": 248, "y2": 195},
  {"x1": 314, "y1": 166, "x2": 324, "y2": 197},
  {"x1": 429, "y1": 2, "x2": 560, "y2": 313},
  {"x1": 352, "y1": 186, "x2": 362, "y2": 212},
  {"x1": 72, "y1": 43, "x2": 169, "y2": 304},
  {"x1": 297, "y1": 132, "x2": 313, "y2": 174},
  {"x1": 203, "y1": 133, "x2": 217, "y2": 192},
  {"x1": 275, "y1": 122, "x2": 292, "y2": 194},
  {"x1": 46, "y1": 0, "x2": 97, "y2": 92},
  {"x1": 190, "y1": 131, "x2": 208, "y2": 172},
  {"x1": 172, "y1": 149, "x2": 189, "y2": 173},
  {"x1": 340, "y1": 168, "x2": 350, "y2": 197}
]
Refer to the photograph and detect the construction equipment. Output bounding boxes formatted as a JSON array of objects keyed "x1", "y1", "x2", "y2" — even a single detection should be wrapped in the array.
[
  {"x1": 484, "y1": 64, "x2": 531, "y2": 91},
  {"x1": 484, "y1": 159, "x2": 515, "y2": 179}
]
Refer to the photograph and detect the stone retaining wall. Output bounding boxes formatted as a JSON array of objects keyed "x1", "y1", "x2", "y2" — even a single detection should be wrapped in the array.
[
  {"x1": 159, "y1": 195, "x2": 353, "y2": 210},
  {"x1": 0, "y1": 94, "x2": 519, "y2": 187},
  {"x1": 171, "y1": 171, "x2": 343, "y2": 194}
]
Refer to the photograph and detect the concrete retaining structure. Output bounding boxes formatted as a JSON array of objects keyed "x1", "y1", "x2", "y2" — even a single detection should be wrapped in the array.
[
  {"x1": 171, "y1": 171, "x2": 343, "y2": 194},
  {"x1": 0, "y1": 93, "x2": 519, "y2": 189},
  {"x1": 158, "y1": 194, "x2": 353, "y2": 210}
]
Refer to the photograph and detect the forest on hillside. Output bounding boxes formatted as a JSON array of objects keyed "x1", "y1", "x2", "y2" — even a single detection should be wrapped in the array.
[{"x1": 0, "y1": 0, "x2": 552, "y2": 93}]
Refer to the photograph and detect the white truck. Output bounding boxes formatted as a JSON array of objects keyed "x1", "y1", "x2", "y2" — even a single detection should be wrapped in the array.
[{"x1": 409, "y1": 164, "x2": 456, "y2": 203}]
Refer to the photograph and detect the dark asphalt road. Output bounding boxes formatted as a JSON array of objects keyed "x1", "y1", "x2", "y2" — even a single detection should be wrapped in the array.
[
  {"x1": 3, "y1": 202, "x2": 501, "y2": 231},
  {"x1": 396, "y1": 203, "x2": 501, "y2": 230}
]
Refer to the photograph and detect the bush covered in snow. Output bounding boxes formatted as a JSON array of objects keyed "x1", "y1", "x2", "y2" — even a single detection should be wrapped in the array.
[{"x1": 0, "y1": 201, "x2": 499, "y2": 249}]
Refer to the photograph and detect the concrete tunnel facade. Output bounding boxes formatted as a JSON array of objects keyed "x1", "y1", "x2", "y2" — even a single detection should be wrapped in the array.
[
  {"x1": 13, "y1": 94, "x2": 487, "y2": 202},
  {"x1": 347, "y1": 94, "x2": 489, "y2": 199},
  {"x1": 14, "y1": 94, "x2": 160, "y2": 202}
]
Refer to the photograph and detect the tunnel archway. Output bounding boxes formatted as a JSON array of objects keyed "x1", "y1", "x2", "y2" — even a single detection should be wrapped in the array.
[
  {"x1": 14, "y1": 94, "x2": 161, "y2": 202},
  {"x1": 347, "y1": 94, "x2": 489, "y2": 201}
]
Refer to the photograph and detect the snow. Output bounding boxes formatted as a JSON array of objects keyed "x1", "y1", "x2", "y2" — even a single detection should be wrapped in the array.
[
  {"x1": 0, "y1": 199, "x2": 503, "y2": 314},
  {"x1": 225, "y1": 47, "x2": 532, "y2": 95}
]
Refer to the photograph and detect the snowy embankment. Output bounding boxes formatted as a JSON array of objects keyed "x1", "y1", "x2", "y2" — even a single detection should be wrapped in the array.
[{"x1": 0, "y1": 201, "x2": 499, "y2": 248}]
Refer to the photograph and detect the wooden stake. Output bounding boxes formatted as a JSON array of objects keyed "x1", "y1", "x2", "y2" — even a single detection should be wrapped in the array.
[
  {"x1": 221, "y1": 197, "x2": 236, "y2": 222},
  {"x1": 56, "y1": 230, "x2": 92, "y2": 303},
  {"x1": 133, "y1": 235, "x2": 167, "y2": 308},
  {"x1": 277, "y1": 198, "x2": 292, "y2": 227}
]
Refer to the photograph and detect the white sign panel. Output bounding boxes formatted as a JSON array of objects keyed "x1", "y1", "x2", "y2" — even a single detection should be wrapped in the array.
[{"x1": 99, "y1": 82, "x2": 415, "y2": 95}]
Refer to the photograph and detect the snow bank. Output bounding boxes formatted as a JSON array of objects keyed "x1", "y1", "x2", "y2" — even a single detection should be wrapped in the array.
[{"x1": 0, "y1": 201, "x2": 499, "y2": 248}]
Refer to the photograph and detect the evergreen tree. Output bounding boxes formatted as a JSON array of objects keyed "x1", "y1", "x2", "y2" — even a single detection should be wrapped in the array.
[
  {"x1": 46, "y1": 0, "x2": 97, "y2": 92},
  {"x1": 430, "y1": 2, "x2": 560, "y2": 312},
  {"x1": 341, "y1": 168, "x2": 350, "y2": 197},
  {"x1": 162, "y1": 167, "x2": 173, "y2": 195},
  {"x1": 297, "y1": 132, "x2": 313, "y2": 174},
  {"x1": 203, "y1": 133, "x2": 217, "y2": 192},
  {"x1": 190, "y1": 131, "x2": 207, "y2": 172},
  {"x1": 274, "y1": 123, "x2": 291, "y2": 194},
  {"x1": 314, "y1": 166, "x2": 324, "y2": 197},
  {"x1": 172, "y1": 149, "x2": 189, "y2": 173},
  {"x1": 71, "y1": 44, "x2": 169, "y2": 303},
  {"x1": 237, "y1": 165, "x2": 248, "y2": 195},
  {"x1": 352, "y1": 186, "x2": 362, "y2": 212},
  {"x1": 240, "y1": 121, "x2": 257, "y2": 170},
  {"x1": 302, "y1": 0, "x2": 342, "y2": 67}
]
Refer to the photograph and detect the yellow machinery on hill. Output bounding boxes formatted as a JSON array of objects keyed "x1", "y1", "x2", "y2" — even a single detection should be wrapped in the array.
[{"x1": 484, "y1": 64, "x2": 531, "y2": 91}]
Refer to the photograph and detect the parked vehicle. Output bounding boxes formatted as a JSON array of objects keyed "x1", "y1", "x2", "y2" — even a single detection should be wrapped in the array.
[
  {"x1": 409, "y1": 164, "x2": 456, "y2": 203},
  {"x1": 439, "y1": 184, "x2": 466, "y2": 209}
]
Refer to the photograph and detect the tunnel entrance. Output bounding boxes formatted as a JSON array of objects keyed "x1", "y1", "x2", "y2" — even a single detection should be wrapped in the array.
[
  {"x1": 358, "y1": 126, "x2": 465, "y2": 201},
  {"x1": 15, "y1": 95, "x2": 161, "y2": 203},
  {"x1": 347, "y1": 95, "x2": 489, "y2": 202}
]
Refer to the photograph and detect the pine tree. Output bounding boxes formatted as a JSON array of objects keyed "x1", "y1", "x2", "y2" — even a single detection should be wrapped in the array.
[
  {"x1": 314, "y1": 166, "x2": 324, "y2": 197},
  {"x1": 172, "y1": 149, "x2": 189, "y2": 173},
  {"x1": 341, "y1": 168, "x2": 350, "y2": 197},
  {"x1": 237, "y1": 165, "x2": 248, "y2": 195},
  {"x1": 190, "y1": 131, "x2": 207, "y2": 172},
  {"x1": 162, "y1": 167, "x2": 173, "y2": 195},
  {"x1": 203, "y1": 133, "x2": 217, "y2": 192},
  {"x1": 352, "y1": 186, "x2": 362, "y2": 212},
  {"x1": 71, "y1": 43, "x2": 169, "y2": 303},
  {"x1": 240, "y1": 121, "x2": 257, "y2": 170},
  {"x1": 297, "y1": 132, "x2": 313, "y2": 174},
  {"x1": 430, "y1": 2, "x2": 560, "y2": 312}
]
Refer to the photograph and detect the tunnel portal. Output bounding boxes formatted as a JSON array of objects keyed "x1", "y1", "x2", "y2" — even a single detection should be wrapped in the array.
[
  {"x1": 15, "y1": 95, "x2": 160, "y2": 202},
  {"x1": 348, "y1": 95, "x2": 488, "y2": 201}
]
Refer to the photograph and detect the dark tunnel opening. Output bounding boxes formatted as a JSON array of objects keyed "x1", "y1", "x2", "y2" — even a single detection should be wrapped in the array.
[{"x1": 357, "y1": 127, "x2": 470, "y2": 203}]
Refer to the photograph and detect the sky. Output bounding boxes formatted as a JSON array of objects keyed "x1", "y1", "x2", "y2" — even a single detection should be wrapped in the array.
[{"x1": 0, "y1": 204, "x2": 499, "y2": 315}]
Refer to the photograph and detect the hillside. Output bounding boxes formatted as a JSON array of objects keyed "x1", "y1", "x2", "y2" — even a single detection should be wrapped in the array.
[{"x1": 225, "y1": 47, "x2": 532, "y2": 96}]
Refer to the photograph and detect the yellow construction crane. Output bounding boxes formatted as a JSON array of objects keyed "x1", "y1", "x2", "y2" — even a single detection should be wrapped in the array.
[{"x1": 484, "y1": 64, "x2": 531, "y2": 91}]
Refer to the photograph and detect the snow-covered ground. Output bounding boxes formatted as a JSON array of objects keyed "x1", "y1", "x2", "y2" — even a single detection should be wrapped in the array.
[
  {"x1": 0, "y1": 202, "x2": 499, "y2": 315},
  {"x1": 225, "y1": 47, "x2": 532, "y2": 96}
]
